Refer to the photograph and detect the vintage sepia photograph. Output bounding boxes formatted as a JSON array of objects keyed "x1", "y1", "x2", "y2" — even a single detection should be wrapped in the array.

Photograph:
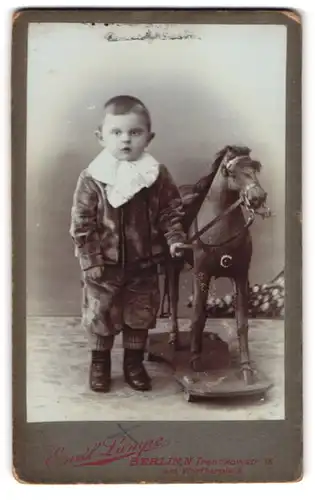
[
  {"x1": 12, "y1": 9, "x2": 302, "y2": 484},
  {"x1": 26, "y1": 21, "x2": 286, "y2": 423}
]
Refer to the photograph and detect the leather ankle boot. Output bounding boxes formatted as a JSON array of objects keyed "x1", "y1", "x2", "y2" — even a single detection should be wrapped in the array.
[
  {"x1": 89, "y1": 350, "x2": 111, "y2": 393},
  {"x1": 123, "y1": 348, "x2": 152, "y2": 391}
]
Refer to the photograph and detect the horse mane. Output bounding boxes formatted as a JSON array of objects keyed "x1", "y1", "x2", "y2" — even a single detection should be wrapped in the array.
[
  {"x1": 215, "y1": 144, "x2": 251, "y2": 162},
  {"x1": 179, "y1": 148, "x2": 228, "y2": 230},
  {"x1": 193, "y1": 145, "x2": 251, "y2": 194},
  {"x1": 216, "y1": 145, "x2": 262, "y2": 172}
]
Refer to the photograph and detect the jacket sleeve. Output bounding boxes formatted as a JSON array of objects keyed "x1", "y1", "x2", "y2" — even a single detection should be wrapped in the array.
[
  {"x1": 69, "y1": 172, "x2": 105, "y2": 271},
  {"x1": 156, "y1": 165, "x2": 187, "y2": 247}
]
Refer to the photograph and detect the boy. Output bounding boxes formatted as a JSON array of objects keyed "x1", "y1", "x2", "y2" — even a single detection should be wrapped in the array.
[{"x1": 70, "y1": 95, "x2": 186, "y2": 393}]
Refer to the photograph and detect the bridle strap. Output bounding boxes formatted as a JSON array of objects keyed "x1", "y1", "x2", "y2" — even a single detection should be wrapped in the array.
[
  {"x1": 186, "y1": 197, "x2": 244, "y2": 244},
  {"x1": 225, "y1": 155, "x2": 249, "y2": 171},
  {"x1": 193, "y1": 206, "x2": 255, "y2": 250}
]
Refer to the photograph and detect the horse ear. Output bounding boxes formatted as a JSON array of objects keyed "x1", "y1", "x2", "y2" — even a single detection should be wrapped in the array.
[
  {"x1": 213, "y1": 145, "x2": 231, "y2": 168},
  {"x1": 229, "y1": 145, "x2": 251, "y2": 157}
]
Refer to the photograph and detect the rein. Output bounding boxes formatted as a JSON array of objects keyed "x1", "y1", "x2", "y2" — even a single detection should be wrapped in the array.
[{"x1": 187, "y1": 197, "x2": 255, "y2": 248}]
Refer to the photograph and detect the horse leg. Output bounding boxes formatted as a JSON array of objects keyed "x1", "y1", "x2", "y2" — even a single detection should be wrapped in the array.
[
  {"x1": 190, "y1": 261, "x2": 211, "y2": 370},
  {"x1": 234, "y1": 275, "x2": 254, "y2": 385},
  {"x1": 168, "y1": 262, "x2": 181, "y2": 349},
  {"x1": 160, "y1": 264, "x2": 170, "y2": 318}
]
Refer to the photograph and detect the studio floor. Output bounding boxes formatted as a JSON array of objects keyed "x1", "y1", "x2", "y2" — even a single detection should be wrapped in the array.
[{"x1": 26, "y1": 317, "x2": 285, "y2": 422}]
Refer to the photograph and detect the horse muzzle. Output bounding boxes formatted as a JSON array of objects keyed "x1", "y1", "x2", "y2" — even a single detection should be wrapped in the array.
[{"x1": 242, "y1": 184, "x2": 267, "y2": 210}]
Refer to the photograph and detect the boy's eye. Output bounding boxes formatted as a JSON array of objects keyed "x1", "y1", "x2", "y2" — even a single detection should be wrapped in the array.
[
  {"x1": 131, "y1": 130, "x2": 143, "y2": 136},
  {"x1": 112, "y1": 130, "x2": 121, "y2": 136}
]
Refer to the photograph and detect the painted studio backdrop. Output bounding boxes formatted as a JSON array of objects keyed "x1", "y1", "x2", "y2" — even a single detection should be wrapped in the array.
[{"x1": 26, "y1": 23, "x2": 286, "y2": 317}]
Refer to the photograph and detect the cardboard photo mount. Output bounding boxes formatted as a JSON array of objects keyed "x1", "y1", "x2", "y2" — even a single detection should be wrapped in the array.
[{"x1": 12, "y1": 8, "x2": 302, "y2": 484}]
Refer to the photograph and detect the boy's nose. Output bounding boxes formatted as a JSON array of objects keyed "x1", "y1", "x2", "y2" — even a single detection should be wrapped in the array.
[{"x1": 121, "y1": 133, "x2": 131, "y2": 143}]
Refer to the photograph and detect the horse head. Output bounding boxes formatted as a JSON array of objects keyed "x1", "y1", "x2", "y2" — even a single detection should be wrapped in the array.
[{"x1": 215, "y1": 145, "x2": 268, "y2": 211}]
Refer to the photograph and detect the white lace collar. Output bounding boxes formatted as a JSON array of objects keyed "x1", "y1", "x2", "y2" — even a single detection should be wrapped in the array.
[{"x1": 87, "y1": 148, "x2": 160, "y2": 208}]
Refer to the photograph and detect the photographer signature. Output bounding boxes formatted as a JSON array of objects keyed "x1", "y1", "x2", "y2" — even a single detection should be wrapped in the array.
[{"x1": 45, "y1": 424, "x2": 170, "y2": 468}]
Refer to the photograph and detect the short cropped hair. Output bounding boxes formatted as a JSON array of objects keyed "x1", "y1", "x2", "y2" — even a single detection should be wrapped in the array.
[{"x1": 103, "y1": 95, "x2": 152, "y2": 131}]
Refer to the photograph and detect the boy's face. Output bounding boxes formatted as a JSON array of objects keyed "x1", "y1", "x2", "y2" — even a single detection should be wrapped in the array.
[{"x1": 100, "y1": 112, "x2": 154, "y2": 161}]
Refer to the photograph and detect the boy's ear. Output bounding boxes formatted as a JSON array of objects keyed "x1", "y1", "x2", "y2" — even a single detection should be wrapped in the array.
[
  {"x1": 94, "y1": 128, "x2": 103, "y2": 144},
  {"x1": 148, "y1": 132, "x2": 155, "y2": 144}
]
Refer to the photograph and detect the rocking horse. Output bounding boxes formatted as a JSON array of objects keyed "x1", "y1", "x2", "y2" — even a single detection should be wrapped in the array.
[{"x1": 148, "y1": 145, "x2": 273, "y2": 401}]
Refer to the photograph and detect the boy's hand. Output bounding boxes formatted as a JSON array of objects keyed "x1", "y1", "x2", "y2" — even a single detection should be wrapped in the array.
[
  {"x1": 169, "y1": 242, "x2": 187, "y2": 258},
  {"x1": 84, "y1": 266, "x2": 103, "y2": 280}
]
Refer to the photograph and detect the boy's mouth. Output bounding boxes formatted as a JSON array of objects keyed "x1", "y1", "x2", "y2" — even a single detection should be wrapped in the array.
[{"x1": 121, "y1": 147, "x2": 131, "y2": 153}]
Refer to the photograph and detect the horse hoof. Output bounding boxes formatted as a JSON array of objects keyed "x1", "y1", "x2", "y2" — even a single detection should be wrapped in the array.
[{"x1": 241, "y1": 367, "x2": 254, "y2": 385}]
